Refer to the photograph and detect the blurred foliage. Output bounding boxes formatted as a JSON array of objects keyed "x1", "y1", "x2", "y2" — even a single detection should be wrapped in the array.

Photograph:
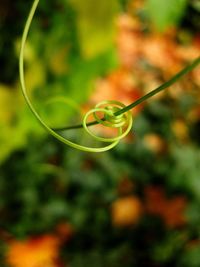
[
  {"x1": 0, "y1": 0, "x2": 119, "y2": 163},
  {"x1": 181, "y1": 0, "x2": 200, "y2": 32},
  {"x1": 0, "y1": 0, "x2": 200, "y2": 267},
  {"x1": 146, "y1": 0, "x2": 188, "y2": 31}
]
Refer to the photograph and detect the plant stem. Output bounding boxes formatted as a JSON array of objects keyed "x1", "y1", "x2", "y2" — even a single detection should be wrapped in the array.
[{"x1": 54, "y1": 56, "x2": 200, "y2": 132}]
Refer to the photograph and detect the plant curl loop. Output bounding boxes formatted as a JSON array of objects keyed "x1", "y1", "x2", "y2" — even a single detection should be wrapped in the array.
[
  {"x1": 19, "y1": 0, "x2": 133, "y2": 152},
  {"x1": 19, "y1": 0, "x2": 200, "y2": 152},
  {"x1": 83, "y1": 100, "x2": 133, "y2": 143}
]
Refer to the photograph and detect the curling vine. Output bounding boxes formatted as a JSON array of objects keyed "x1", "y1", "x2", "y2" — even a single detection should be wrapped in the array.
[{"x1": 19, "y1": 0, "x2": 200, "y2": 152}]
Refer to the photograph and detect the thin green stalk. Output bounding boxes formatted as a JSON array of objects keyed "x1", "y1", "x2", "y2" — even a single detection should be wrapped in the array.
[
  {"x1": 55, "y1": 56, "x2": 200, "y2": 131},
  {"x1": 20, "y1": 0, "x2": 200, "y2": 152}
]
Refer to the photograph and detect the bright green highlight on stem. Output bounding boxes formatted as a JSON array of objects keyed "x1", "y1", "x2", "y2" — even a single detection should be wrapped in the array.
[
  {"x1": 83, "y1": 101, "x2": 133, "y2": 143},
  {"x1": 19, "y1": 0, "x2": 200, "y2": 152}
]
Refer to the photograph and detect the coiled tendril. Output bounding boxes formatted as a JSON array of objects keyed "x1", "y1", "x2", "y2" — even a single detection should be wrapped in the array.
[
  {"x1": 83, "y1": 100, "x2": 132, "y2": 143},
  {"x1": 19, "y1": 0, "x2": 133, "y2": 152},
  {"x1": 19, "y1": 0, "x2": 200, "y2": 152}
]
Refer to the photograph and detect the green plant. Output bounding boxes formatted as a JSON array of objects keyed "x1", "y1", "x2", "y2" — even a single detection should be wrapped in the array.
[
  {"x1": 20, "y1": 0, "x2": 200, "y2": 153},
  {"x1": 146, "y1": 0, "x2": 188, "y2": 31}
]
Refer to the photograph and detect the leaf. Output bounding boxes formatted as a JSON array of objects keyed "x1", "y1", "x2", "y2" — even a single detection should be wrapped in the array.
[
  {"x1": 69, "y1": 0, "x2": 120, "y2": 57},
  {"x1": 146, "y1": 0, "x2": 188, "y2": 31},
  {"x1": 179, "y1": 245, "x2": 200, "y2": 267}
]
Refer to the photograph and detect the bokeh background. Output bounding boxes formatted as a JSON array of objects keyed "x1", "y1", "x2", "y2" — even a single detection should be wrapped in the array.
[{"x1": 0, "y1": 0, "x2": 200, "y2": 266}]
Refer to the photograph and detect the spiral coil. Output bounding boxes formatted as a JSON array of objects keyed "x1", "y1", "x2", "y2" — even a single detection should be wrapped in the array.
[
  {"x1": 19, "y1": 0, "x2": 200, "y2": 152},
  {"x1": 83, "y1": 100, "x2": 133, "y2": 143},
  {"x1": 19, "y1": 0, "x2": 133, "y2": 152}
]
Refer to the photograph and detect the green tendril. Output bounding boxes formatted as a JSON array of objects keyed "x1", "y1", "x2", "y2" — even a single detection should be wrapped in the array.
[
  {"x1": 83, "y1": 101, "x2": 133, "y2": 143},
  {"x1": 19, "y1": 0, "x2": 200, "y2": 153}
]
